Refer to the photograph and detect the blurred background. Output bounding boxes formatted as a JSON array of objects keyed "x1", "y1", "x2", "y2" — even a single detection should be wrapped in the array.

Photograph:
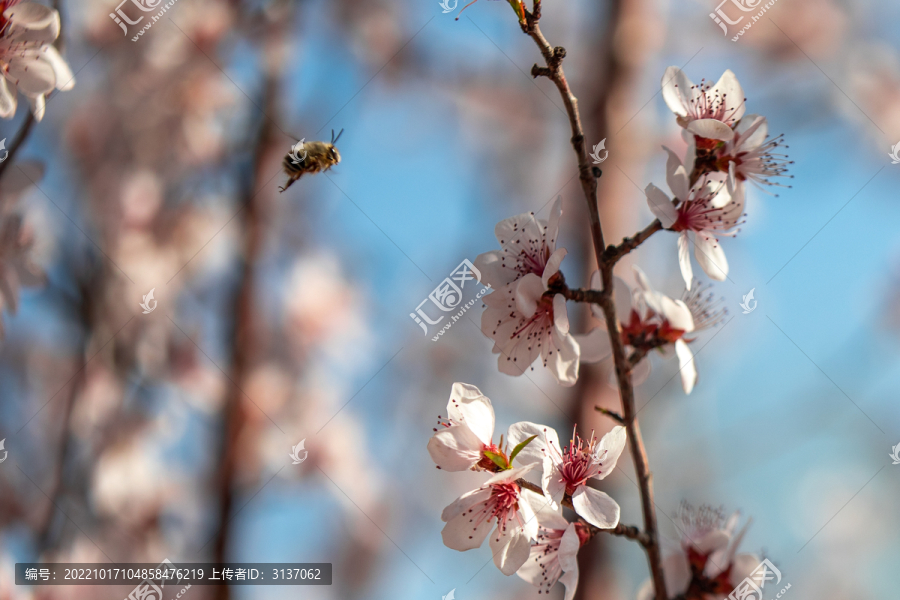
[{"x1": 0, "y1": 0, "x2": 899, "y2": 598}]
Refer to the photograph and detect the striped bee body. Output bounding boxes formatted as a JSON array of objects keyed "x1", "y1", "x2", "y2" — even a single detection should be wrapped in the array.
[{"x1": 279, "y1": 129, "x2": 343, "y2": 192}]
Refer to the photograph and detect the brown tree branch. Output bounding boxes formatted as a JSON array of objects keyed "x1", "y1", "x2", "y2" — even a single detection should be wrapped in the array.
[
  {"x1": 515, "y1": 478, "x2": 650, "y2": 547},
  {"x1": 521, "y1": 6, "x2": 667, "y2": 599},
  {"x1": 603, "y1": 219, "x2": 663, "y2": 267},
  {"x1": 522, "y1": 11, "x2": 604, "y2": 261}
]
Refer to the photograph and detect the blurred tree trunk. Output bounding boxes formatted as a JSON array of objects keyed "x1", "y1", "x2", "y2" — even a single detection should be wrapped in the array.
[
  {"x1": 210, "y1": 22, "x2": 285, "y2": 600},
  {"x1": 574, "y1": 0, "x2": 657, "y2": 598}
]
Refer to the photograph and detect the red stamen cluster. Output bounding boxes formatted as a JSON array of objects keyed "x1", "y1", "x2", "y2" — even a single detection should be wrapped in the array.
[{"x1": 620, "y1": 308, "x2": 686, "y2": 351}]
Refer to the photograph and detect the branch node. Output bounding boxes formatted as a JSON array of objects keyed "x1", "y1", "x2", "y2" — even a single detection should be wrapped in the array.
[
  {"x1": 551, "y1": 46, "x2": 566, "y2": 66},
  {"x1": 531, "y1": 64, "x2": 551, "y2": 78},
  {"x1": 592, "y1": 166, "x2": 602, "y2": 178}
]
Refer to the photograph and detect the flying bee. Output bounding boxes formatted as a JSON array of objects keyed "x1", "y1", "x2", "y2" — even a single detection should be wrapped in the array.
[{"x1": 279, "y1": 128, "x2": 343, "y2": 192}]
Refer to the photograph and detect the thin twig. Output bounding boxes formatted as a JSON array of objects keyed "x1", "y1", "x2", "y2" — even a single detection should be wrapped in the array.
[
  {"x1": 603, "y1": 219, "x2": 663, "y2": 267},
  {"x1": 515, "y1": 479, "x2": 650, "y2": 546},
  {"x1": 522, "y1": 11, "x2": 604, "y2": 260},
  {"x1": 594, "y1": 406, "x2": 625, "y2": 425},
  {"x1": 521, "y1": 7, "x2": 668, "y2": 599}
]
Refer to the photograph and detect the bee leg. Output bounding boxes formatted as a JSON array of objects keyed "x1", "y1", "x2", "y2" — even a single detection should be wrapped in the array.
[{"x1": 279, "y1": 178, "x2": 295, "y2": 193}]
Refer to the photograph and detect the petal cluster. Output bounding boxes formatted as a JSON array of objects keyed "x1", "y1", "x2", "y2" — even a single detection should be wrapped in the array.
[
  {"x1": 507, "y1": 421, "x2": 625, "y2": 528},
  {"x1": 0, "y1": 2, "x2": 74, "y2": 121},
  {"x1": 428, "y1": 385, "x2": 622, "y2": 593},
  {"x1": 637, "y1": 504, "x2": 760, "y2": 600},
  {"x1": 646, "y1": 146, "x2": 744, "y2": 289},
  {"x1": 478, "y1": 199, "x2": 580, "y2": 386},
  {"x1": 577, "y1": 267, "x2": 706, "y2": 394}
]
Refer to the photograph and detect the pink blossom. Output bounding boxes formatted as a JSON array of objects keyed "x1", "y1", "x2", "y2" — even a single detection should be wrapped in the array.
[
  {"x1": 440, "y1": 464, "x2": 539, "y2": 575},
  {"x1": 0, "y1": 2, "x2": 74, "y2": 121},
  {"x1": 661, "y1": 66, "x2": 746, "y2": 142}
]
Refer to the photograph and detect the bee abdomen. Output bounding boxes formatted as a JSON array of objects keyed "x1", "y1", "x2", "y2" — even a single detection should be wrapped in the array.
[{"x1": 283, "y1": 156, "x2": 307, "y2": 175}]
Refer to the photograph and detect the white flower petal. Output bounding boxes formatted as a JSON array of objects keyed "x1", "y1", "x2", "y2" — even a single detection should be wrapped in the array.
[
  {"x1": 42, "y1": 46, "x2": 74, "y2": 91},
  {"x1": 490, "y1": 526, "x2": 532, "y2": 575},
  {"x1": 541, "y1": 457, "x2": 566, "y2": 508},
  {"x1": 558, "y1": 523, "x2": 580, "y2": 572},
  {"x1": 0, "y1": 77, "x2": 17, "y2": 118},
  {"x1": 28, "y1": 93, "x2": 45, "y2": 122},
  {"x1": 541, "y1": 247, "x2": 567, "y2": 287},
  {"x1": 687, "y1": 118, "x2": 735, "y2": 141},
  {"x1": 712, "y1": 68, "x2": 745, "y2": 123},
  {"x1": 660, "y1": 66, "x2": 692, "y2": 117},
  {"x1": 8, "y1": 57, "x2": 56, "y2": 96},
  {"x1": 506, "y1": 421, "x2": 557, "y2": 468},
  {"x1": 6, "y1": 3, "x2": 59, "y2": 33},
  {"x1": 694, "y1": 230, "x2": 729, "y2": 281},
  {"x1": 447, "y1": 382, "x2": 495, "y2": 446},
  {"x1": 559, "y1": 568, "x2": 579, "y2": 600},
  {"x1": 571, "y1": 486, "x2": 620, "y2": 529},
  {"x1": 483, "y1": 463, "x2": 538, "y2": 486},
  {"x1": 427, "y1": 425, "x2": 485, "y2": 471},
  {"x1": 441, "y1": 487, "x2": 491, "y2": 522},
  {"x1": 523, "y1": 489, "x2": 568, "y2": 530},
  {"x1": 678, "y1": 232, "x2": 693, "y2": 290},
  {"x1": 558, "y1": 524, "x2": 581, "y2": 600},
  {"x1": 734, "y1": 114, "x2": 767, "y2": 150},
  {"x1": 514, "y1": 273, "x2": 545, "y2": 318},
  {"x1": 675, "y1": 339, "x2": 697, "y2": 395},
  {"x1": 551, "y1": 293, "x2": 569, "y2": 334},
  {"x1": 546, "y1": 196, "x2": 562, "y2": 252},
  {"x1": 693, "y1": 529, "x2": 730, "y2": 554},
  {"x1": 663, "y1": 145, "x2": 690, "y2": 200},
  {"x1": 517, "y1": 492, "x2": 539, "y2": 541},
  {"x1": 548, "y1": 321, "x2": 579, "y2": 387},
  {"x1": 442, "y1": 503, "x2": 494, "y2": 551},
  {"x1": 592, "y1": 425, "x2": 627, "y2": 480},
  {"x1": 662, "y1": 298, "x2": 694, "y2": 332},
  {"x1": 645, "y1": 183, "x2": 678, "y2": 228},
  {"x1": 473, "y1": 250, "x2": 508, "y2": 289}
]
